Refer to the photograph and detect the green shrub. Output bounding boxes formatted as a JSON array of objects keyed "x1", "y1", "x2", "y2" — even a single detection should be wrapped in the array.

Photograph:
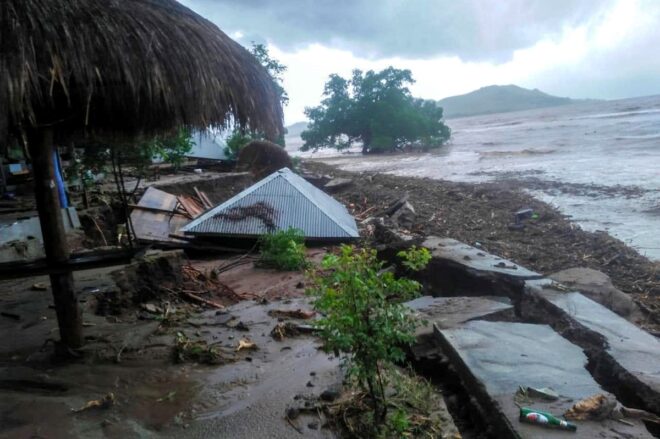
[
  {"x1": 258, "y1": 228, "x2": 308, "y2": 271},
  {"x1": 308, "y1": 245, "x2": 431, "y2": 428},
  {"x1": 224, "y1": 130, "x2": 256, "y2": 161}
]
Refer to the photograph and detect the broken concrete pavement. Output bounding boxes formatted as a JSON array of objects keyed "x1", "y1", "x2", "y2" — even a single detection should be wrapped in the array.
[
  {"x1": 402, "y1": 236, "x2": 660, "y2": 438},
  {"x1": 436, "y1": 320, "x2": 652, "y2": 438}
]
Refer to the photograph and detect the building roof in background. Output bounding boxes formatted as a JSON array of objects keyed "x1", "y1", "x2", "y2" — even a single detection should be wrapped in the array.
[
  {"x1": 187, "y1": 130, "x2": 229, "y2": 161},
  {"x1": 181, "y1": 168, "x2": 359, "y2": 240}
]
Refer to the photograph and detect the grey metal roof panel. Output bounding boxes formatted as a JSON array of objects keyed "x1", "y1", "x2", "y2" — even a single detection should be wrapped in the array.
[{"x1": 181, "y1": 168, "x2": 359, "y2": 239}]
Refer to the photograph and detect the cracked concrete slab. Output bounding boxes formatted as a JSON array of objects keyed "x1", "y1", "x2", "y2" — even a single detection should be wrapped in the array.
[
  {"x1": 523, "y1": 282, "x2": 660, "y2": 416},
  {"x1": 422, "y1": 237, "x2": 541, "y2": 280},
  {"x1": 435, "y1": 321, "x2": 653, "y2": 438},
  {"x1": 406, "y1": 295, "x2": 513, "y2": 337}
]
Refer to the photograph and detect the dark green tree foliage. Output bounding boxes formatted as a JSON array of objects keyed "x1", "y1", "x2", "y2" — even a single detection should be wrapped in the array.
[
  {"x1": 301, "y1": 67, "x2": 450, "y2": 154},
  {"x1": 114, "y1": 127, "x2": 193, "y2": 172},
  {"x1": 250, "y1": 43, "x2": 288, "y2": 107},
  {"x1": 225, "y1": 43, "x2": 288, "y2": 158}
]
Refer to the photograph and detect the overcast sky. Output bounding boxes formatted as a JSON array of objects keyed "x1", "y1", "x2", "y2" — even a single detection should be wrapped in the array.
[{"x1": 180, "y1": 0, "x2": 660, "y2": 124}]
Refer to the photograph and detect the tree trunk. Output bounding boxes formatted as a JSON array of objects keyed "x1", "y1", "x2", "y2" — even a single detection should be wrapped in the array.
[
  {"x1": 27, "y1": 129, "x2": 83, "y2": 349},
  {"x1": 361, "y1": 130, "x2": 372, "y2": 154}
]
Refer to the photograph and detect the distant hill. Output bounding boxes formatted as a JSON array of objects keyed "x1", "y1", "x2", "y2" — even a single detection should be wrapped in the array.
[
  {"x1": 285, "y1": 121, "x2": 308, "y2": 138},
  {"x1": 438, "y1": 85, "x2": 586, "y2": 119},
  {"x1": 284, "y1": 121, "x2": 308, "y2": 152}
]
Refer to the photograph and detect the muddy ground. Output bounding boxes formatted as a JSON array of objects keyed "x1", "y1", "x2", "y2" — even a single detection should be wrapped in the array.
[
  {"x1": 2, "y1": 160, "x2": 657, "y2": 438},
  {"x1": 0, "y1": 243, "x2": 464, "y2": 438},
  {"x1": 0, "y1": 250, "x2": 344, "y2": 438},
  {"x1": 304, "y1": 161, "x2": 660, "y2": 333}
]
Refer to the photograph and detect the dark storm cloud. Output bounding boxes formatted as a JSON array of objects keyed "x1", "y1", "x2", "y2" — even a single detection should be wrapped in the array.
[{"x1": 181, "y1": 0, "x2": 614, "y2": 61}]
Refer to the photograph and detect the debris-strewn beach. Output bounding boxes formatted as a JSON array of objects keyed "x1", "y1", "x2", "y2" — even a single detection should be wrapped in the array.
[
  {"x1": 304, "y1": 161, "x2": 660, "y2": 333},
  {"x1": 305, "y1": 95, "x2": 660, "y2": 260}
]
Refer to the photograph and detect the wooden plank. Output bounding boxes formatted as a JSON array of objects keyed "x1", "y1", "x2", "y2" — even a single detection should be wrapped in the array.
[
  {"x1": 176, "y1": 196, "x2": 193, "y2": 217},
  {"x1": 200, "y1": 191, "x2": 214, "y2": 210},
  {"x1": 131, "y1": 187, "x2": 190, "y2": 245},
  {"x1": 136, "y1": 187, "x2": 179, "y2": 211},
  {"x1": 193, "y1": 187, "x2": 212, "y2": 209},
  {"x1": 177, "y1": 195, "x2": 204, "y2": 218}
]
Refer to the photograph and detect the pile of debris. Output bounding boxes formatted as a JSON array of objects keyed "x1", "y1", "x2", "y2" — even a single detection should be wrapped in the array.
[
  {"x1": 129, "y1": 186, "x2": 214, "y2": 246},
  {"x1": 181, "y1": 168, "x2": 359, "y2": 242},
  {"x1": 130, "y1": 168, "x2": 360, "y2": 248},
  {"x1": 100, "y1": 251, "x2": 243, "y2": 318}
]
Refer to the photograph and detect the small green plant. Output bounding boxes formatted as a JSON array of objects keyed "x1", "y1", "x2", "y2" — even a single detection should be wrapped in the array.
[
  {"x1": 308, "y1": 245, "x2": 430, "y2": 429},
  {"x1": 258, "y1": 228, "x2": 308, "y2": 271},
  {"x1": 398, "y1": 246, "x2": 431, "y2": 271},
  {"x1": 224, "y1": 130, "x2": 256, "y2": 160}
]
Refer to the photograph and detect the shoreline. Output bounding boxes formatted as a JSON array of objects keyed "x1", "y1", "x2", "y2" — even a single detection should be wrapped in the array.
[{"x1": 303, "y1": 160, "x2": 660, "y2": 332}]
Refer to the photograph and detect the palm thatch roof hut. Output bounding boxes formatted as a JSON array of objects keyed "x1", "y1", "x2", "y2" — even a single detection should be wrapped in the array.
[
  {"x1": 0, "y1": 0, "x2": 284, "y2": 350},
  {"x1": 0, "y1": 0, "x2": 283, "y2": 141}
]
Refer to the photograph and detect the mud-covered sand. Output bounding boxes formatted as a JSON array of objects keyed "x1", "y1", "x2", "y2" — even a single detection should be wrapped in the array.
[
  {"x1": 0, "y1": 253, "x2": 342, "y2": 438},
  {"x1": 304, "y1": 161, "x2": 660, "y2": 332}
]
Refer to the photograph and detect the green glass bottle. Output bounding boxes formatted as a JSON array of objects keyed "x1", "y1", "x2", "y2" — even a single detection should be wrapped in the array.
[{"x1": 519, "y1": 407, "x2": 577, "y2": 432}]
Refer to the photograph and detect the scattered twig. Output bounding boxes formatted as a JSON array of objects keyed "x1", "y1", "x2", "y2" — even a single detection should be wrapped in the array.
[
  {"x1": 89, "y1": 216, "x2": 108, "y2": 246},
  {"x1": 285, "y1": 415, "x2": 303, "y2": 434},
  {"x1": 180, "y1": 291, "x2": 225, "y2": 310}
]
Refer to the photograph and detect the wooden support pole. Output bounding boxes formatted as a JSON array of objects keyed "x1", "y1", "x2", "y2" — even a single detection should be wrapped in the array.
[{"x1": 27, "y1": 128, "x2": 83, "y2": 349}]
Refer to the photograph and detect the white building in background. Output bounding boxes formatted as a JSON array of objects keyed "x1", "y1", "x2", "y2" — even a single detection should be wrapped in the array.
[{"x1": 187, "y1": 129, "x2": 229, "y2": 161}]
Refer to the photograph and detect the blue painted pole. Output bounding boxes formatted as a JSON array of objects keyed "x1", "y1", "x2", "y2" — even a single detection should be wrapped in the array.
[{"x1": 52, "y1": 148, "x2": 68, "y2": 208}]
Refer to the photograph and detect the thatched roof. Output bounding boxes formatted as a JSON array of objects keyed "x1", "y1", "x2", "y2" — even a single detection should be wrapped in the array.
[{"x1": 0, "y1": 0, "x2": 284, "y2": 143}]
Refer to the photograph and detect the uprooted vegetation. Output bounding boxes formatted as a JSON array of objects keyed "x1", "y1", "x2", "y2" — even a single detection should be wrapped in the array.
[{"x1": 102, "y1": 251, "x2": 242, "y2": 317}]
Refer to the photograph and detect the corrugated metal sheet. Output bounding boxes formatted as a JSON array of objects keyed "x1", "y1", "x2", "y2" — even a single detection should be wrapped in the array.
[{"x1": 181, "y1": 168, "x2": 359, "y2": 240}]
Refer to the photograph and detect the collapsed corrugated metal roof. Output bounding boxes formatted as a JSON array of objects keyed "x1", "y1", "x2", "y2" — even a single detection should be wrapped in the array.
[{"x1": 181, "y1": 168, "x2": 359, "y2": 240}]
